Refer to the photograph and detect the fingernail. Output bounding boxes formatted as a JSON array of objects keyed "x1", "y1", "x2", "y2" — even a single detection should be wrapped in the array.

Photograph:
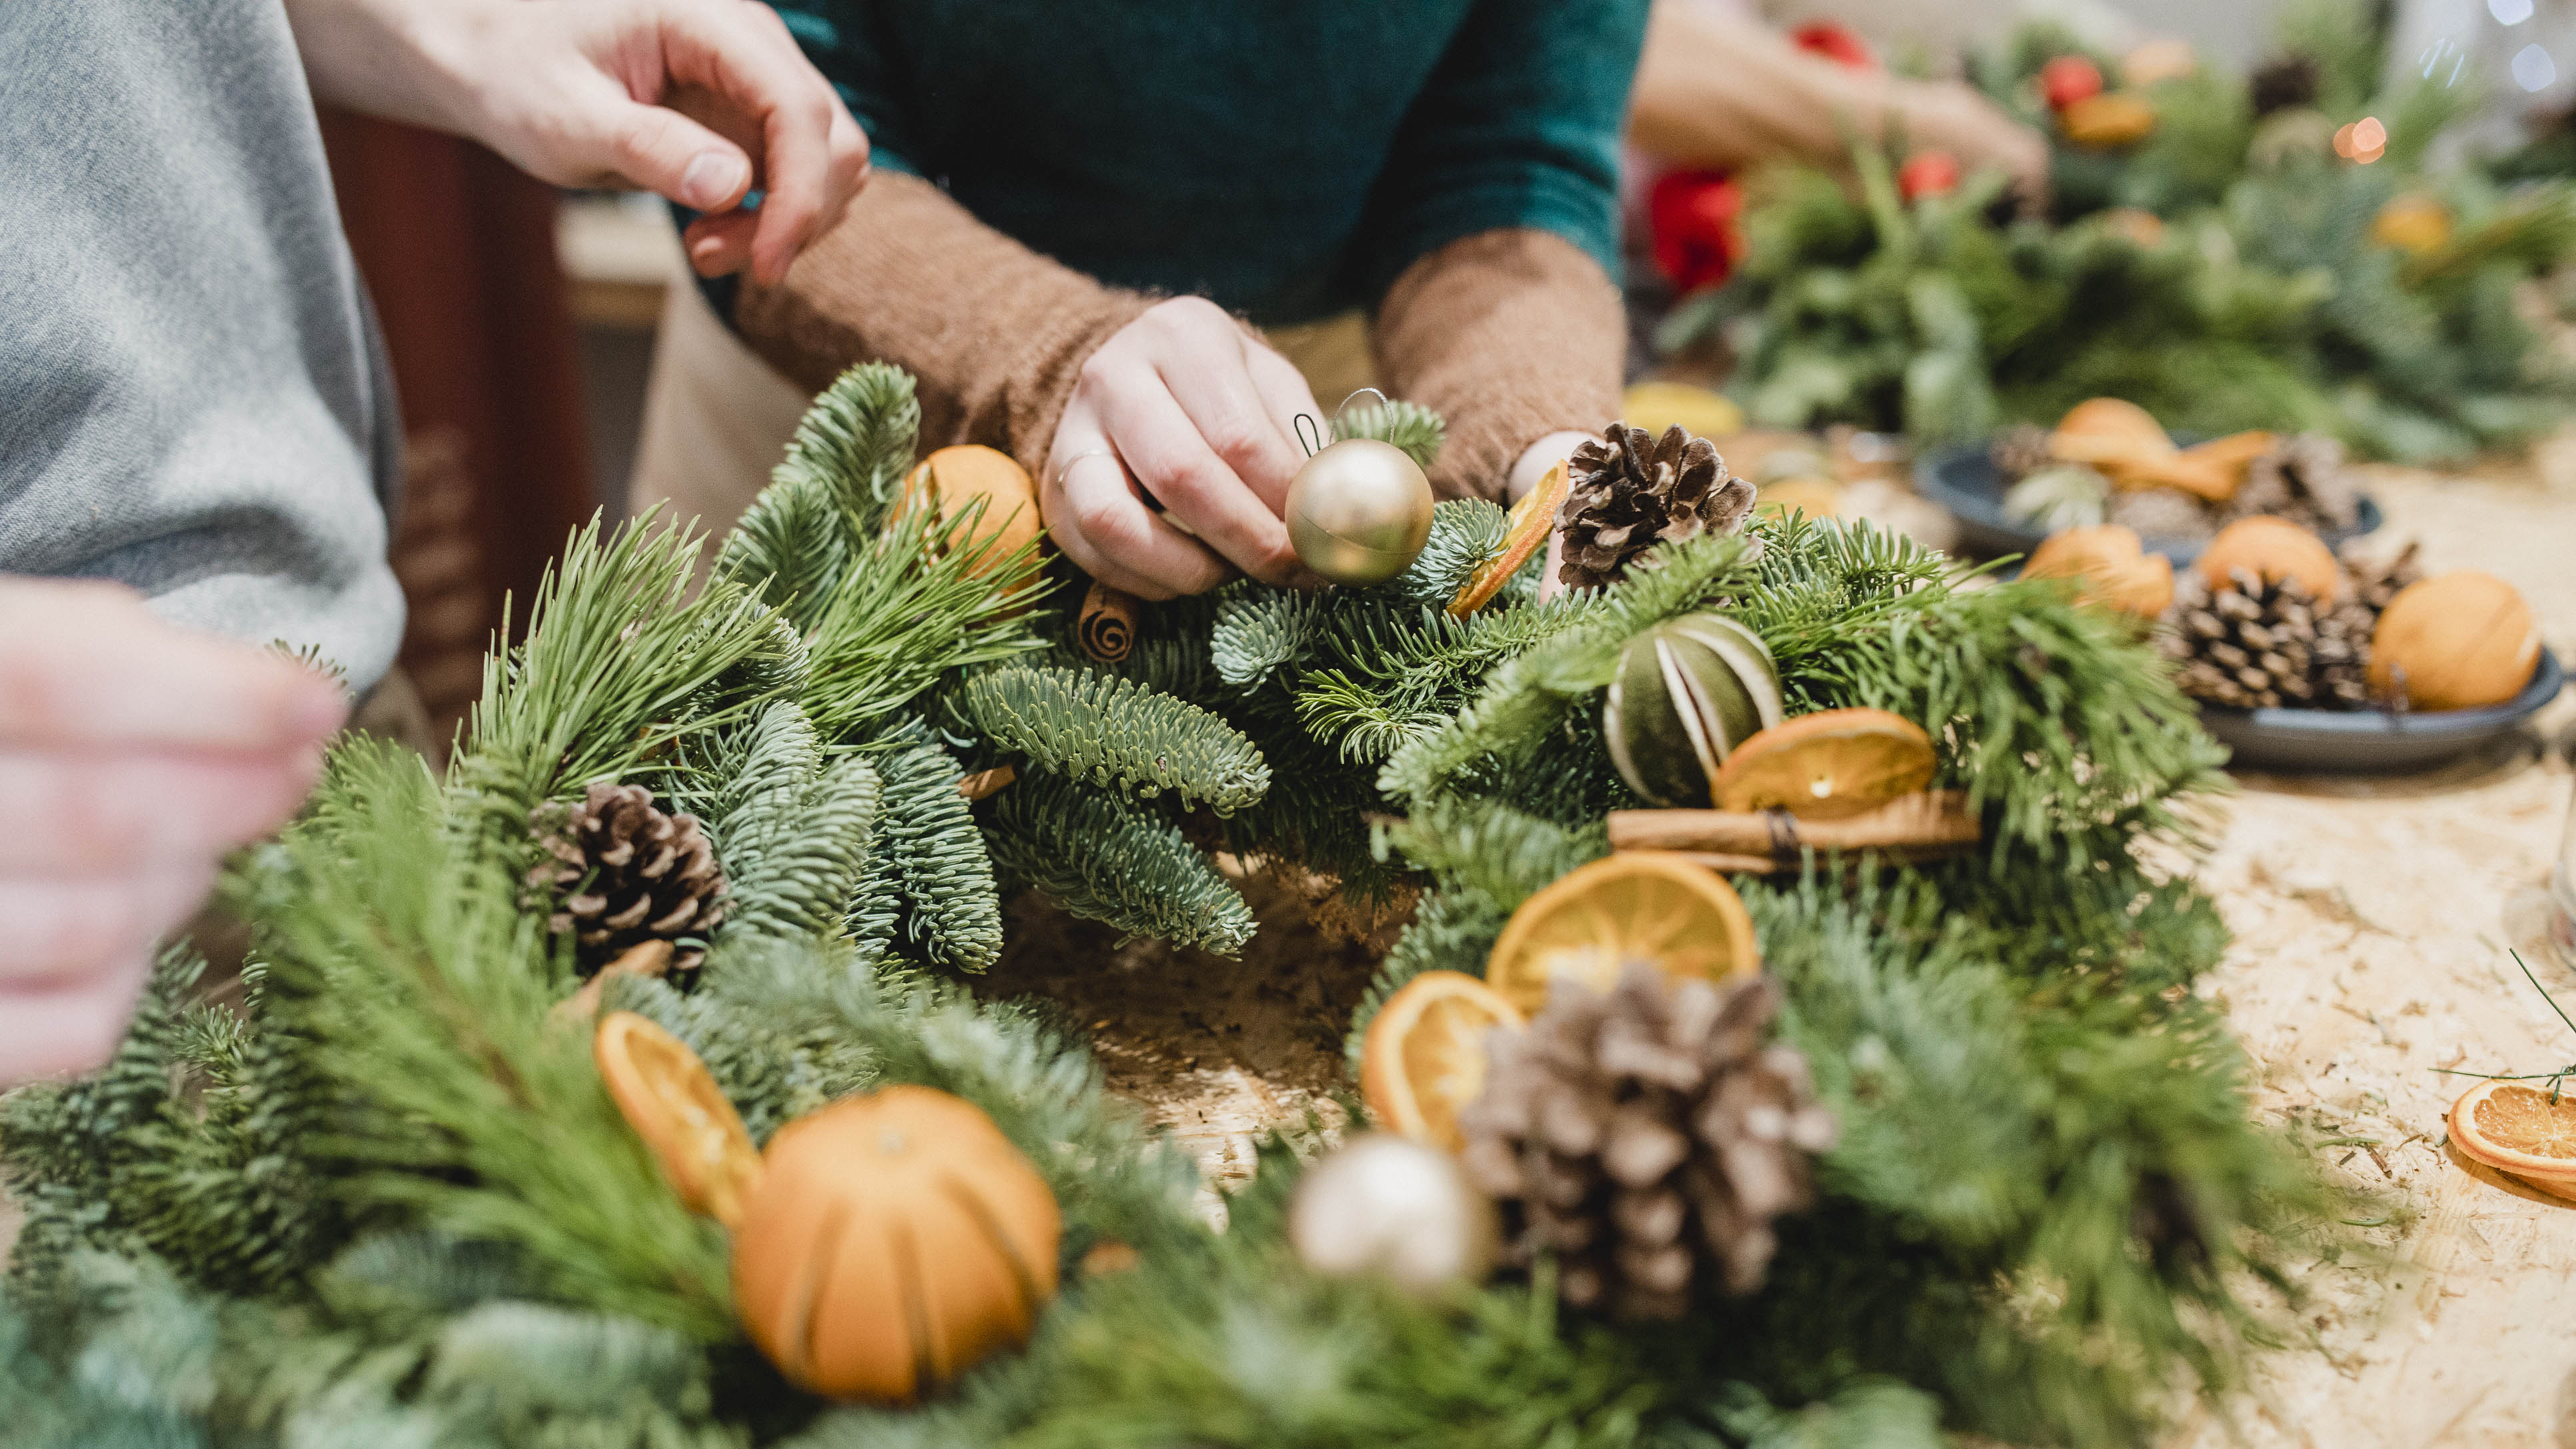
[{"x1": 680, "y1": 151, "x2": 750, "y2": 210}]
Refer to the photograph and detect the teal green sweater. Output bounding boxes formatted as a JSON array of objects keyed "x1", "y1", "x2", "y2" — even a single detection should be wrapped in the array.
[{"x1": 761, "y1": 0, "x2": 1649, "y2": 327}]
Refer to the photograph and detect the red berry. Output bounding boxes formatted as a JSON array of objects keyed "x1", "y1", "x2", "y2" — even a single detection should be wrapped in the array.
[
  {"x1": 1789, "y1": 21, "x2": 1879, "y2": 72},
  {"x1": 2040, "y1": 55, "x2": 2105, "y2": 111},
  {"x1": 1897, "y1": 151, "x2": 1962, "y2": 201},
  {"x1": 1647, "y1": 171, "x2": 1747, "y2": 293}
]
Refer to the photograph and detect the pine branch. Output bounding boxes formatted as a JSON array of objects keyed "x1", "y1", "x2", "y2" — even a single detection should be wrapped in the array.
[
  {"x1": 985, "y1": 774, "x2": 1257, "y2": 956},
  {"x1": 1209, "y1": 586, "x2": 1333, "y2": 694},
  {"x1": 957, "y1": 663, "x2": 1269, "y2": 814},
  {"x1": 868, "y1": 738, "x2": 1005, "y2": 972},
  {"x1": 1331, "y1": 399, "x2": 1445, "y2": 471},
  {"x1": 1389, "y1": 497, "x2": 1507, "y2": 611},
  {"x1": 714, "y1": 362, "x2": 922, "y2": 614}
]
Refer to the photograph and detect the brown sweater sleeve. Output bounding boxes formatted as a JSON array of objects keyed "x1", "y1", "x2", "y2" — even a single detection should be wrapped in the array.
[
  {"x1": 1372, "y1": 229, "x2": 1625, "y2": 500},
  {"x1": 730, "y1": 172, "x2": 1156, "y2": 481}
]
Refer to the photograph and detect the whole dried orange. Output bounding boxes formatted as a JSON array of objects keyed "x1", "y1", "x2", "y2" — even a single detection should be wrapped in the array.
[
  {"x1": 1484, "y1": 852, "x2": 1761, "y2": 1017},
  {"x1": 595, "y1": 1010, "x2": 765, "y2": 1226},
  {"x1": 2448, "y1": 1078, "x2": 2576, "y2": 1183},
  {"x1": 1709, "y1": 708, "x2": 1937, "y2": 819},
  {"x1": 1449, "y1": 459, "x2": 1569, "y2": 616},
  {"x1": 1360, "y1": 970, "x2": 1525, "y2": 1150}
]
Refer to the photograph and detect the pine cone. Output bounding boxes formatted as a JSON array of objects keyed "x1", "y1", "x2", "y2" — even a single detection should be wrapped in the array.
[
  {"x1": 527, "y1": 781, "x2": 729, "y2": 974},
  {"x1": 1556, "y1": 424, "x2": 1755, "y2": 592},
  {"x1": 1457, "y1": 962, "x2": 1835, "y2": 1320},
  {"x1": 2161, "y1": 567, "x2": 2365, "y2": 709},
  {"x1": 2339, "y1": 539, "x2": 2423, "y2": 615},
  {"x1": 2225, "y1": 433, "x2": 2360, "y2": 533},
  {"x1": 1988, "y1": 423, "x2": 2053, "y2": 481},
  {"x1": 2250, "y1": 55, "x2": 2320, "y2": 117},
  {"x1": 2107, "y1": 487, "x2": 2215, "y2": 543}
]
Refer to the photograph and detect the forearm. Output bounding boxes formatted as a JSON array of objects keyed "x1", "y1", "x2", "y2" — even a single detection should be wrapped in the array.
[
  {"x1": 1373, "y1": 229, "x2": 1625, "y2": 501},
  {"x1": 731, "y1": 173, "x2": 1157, "y2": 477},
  {"x1": 279, "y1": 0, "x2": 492, "y2": 135},
  {"x1": 1627, "y1": 3, "x2": 1893, "y2": 171}
]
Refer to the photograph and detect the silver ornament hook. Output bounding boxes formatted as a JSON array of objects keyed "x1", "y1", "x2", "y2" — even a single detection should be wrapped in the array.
[{"x1": 1332, "y1": 387, "x2": 1391, "y2": 439}]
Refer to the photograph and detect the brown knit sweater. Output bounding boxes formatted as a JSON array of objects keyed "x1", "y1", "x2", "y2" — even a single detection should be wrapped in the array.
[{"x1": 733, "y1": 173, "x2": 1623, "y2": 501}]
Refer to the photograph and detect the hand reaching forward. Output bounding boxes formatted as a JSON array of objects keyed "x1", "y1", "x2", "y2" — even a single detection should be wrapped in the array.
[
  {"x1": 285, "y1": 0, "x2": 869, "y2": 283},
  {"x1": 0, "y1": 581, "x2": 345, "y2": 1083},
  {"x1": 1045, "y1": 299, "x2": 1333, "y2": 599}
]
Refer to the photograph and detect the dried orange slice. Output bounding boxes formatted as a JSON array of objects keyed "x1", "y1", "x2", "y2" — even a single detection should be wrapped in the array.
[
  {"x1": 1484, "y1": 852, "x2": 1761, "y2": 1018},
  {"x1": 1449, "y1": 460, "x2": 1569, "y2": 617},
  {"x1": 2448, "y1": 1078, "x2": 2576, "y2": 1182},
  {"x1": 595, "y1": 1010, "x2": 765, "y2": 1226},
  {"x1": 1709, "y1": 708, "x2": 1937, "y2": 820},
  {"x1": 1360, "y1": 971, "x2": 1524, "y2": 1150}
]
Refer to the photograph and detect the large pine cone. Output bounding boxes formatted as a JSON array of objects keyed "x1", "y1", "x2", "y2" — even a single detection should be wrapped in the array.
[
  {"x1": 2224, "y1": 433, "x2": 2361, "y2": 534},
  {"x1": 527, "y1": 781, "x2": 729, "y2": 974},
  {"x1": 1557, "y1": 424, "x2": 1755, "y2": 592},
  {"x1": 2162, "y1": 567, "x2": 2367, "y2": 710},
  {"x1": 1457, "y1": 962, "x2": 1835, "y2": 1320}
]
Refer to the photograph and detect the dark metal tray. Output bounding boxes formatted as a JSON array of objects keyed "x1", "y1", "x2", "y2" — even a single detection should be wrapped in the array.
[
  {"x1": 1916, "y1": 442, "x2": 2381, "y2": 565},
  {"x1": 2197, "y1": 647, "x2": 2565, "y2": 773}
]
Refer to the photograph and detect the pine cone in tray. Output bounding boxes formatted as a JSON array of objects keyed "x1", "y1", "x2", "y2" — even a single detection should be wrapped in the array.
[
  {"x1": 2224, "y1": 433, "x2": 2361, "y2": 534},
  {"x1": 527, "y1": 780, "x2": 729, "y2": 974},
  {"x1": 1988, "y1": 422, "x2": 2053, "y2": 481},
  {"x1": 2107, "y1": 486, "x2": 2216, "y2": 543},
  {"x1": 1557, "y1": 424, "x2": 1756, "y2": 591},
  {"x1": 2339, "y1": 539, "x2": 2424, "y2": 613},
  {"x1": 1457, "y1": 962, "x2": 1835, "y2": 1320},
  {"x1": 2163, "y1": 567, "x2": 2368, "y2": 710}
]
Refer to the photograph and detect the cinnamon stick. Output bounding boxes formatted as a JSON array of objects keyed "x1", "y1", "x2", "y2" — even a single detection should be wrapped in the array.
[
  {"x1": 1607, "y1": 790, "x2": 1979, "y2": 870},
  {"x1": 958, "y1": 764, "x2": 1017, "y2": 800},
  {"x1": 1078, "y1": 579, "x2": 1140, "y2": 663}
]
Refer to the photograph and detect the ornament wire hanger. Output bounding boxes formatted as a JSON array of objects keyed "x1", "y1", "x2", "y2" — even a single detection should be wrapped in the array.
[{"x1": 1293, "y1": 387, "x2": 1393, "y2": 458}]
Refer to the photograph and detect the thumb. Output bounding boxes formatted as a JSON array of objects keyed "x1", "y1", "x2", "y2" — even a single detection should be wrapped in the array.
[{"x1": 588, "y1": 98, "x2": 755, "y2": 212}]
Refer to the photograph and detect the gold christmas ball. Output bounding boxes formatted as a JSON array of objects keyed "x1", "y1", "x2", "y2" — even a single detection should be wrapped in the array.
[
  {"x1": 1289, "y1": 1132, "x2": 1498, "y2": 1293},
  {"x1": 2369, "y1": 571, "x2": 2540, "y2": 711},
  {"x1": 1286, "y1": 439, "x2": 1435, "y2": 585}
]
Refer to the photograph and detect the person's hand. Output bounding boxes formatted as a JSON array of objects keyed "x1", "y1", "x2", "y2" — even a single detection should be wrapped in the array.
[
  {"x1": 0, "y1": 581, "x2": 345, "y2": 1083},
  {"x1": 285, "y1": 0, "x2": 869, "y2": 283},
  {"x1": 1044, "y1": 298, "x2": 1331, "y2": 599},
  {"x1": 1889, "y1": 79, "x2": 2050, "y2": 205}
]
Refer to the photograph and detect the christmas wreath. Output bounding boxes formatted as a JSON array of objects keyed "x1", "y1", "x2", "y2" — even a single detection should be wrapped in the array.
[{"x1": 3, "y1": 367, "x2": 2333, "y2": 1448}]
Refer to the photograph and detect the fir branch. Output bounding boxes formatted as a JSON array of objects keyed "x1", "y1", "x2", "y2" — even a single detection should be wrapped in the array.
[
  {"x1": 1209, "y1": 585, "x2": 1333, "y2": 695},
  {"x1": 681, "y1": 702, "x2": 881, "y2": 946},
  {"x1": 869, "y1": 738, "x2": 1005, "y2": 972},
  {"x1": 1331, "y1": 399, "x2": 1445, "y2": 471},
  {"x1": 715, "y1": 362, "x2": 922, "y2": 613},
  {"x1": 957, "y1": 663, "x2": 1270, "y2": 814},
  {"x1": 985, "y1": 774, "x2": 1257, "y2": 956},
  {"x1": 1389, "y1": 497, "x2": 1507, "y2": 610}
]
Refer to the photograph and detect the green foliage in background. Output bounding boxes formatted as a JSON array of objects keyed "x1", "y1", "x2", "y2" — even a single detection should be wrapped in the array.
[{"x1": 3, "y1": 371, "x2": 2335, "y2": 1448}]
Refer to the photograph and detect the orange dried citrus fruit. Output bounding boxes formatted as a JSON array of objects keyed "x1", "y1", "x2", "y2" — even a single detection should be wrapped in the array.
[
  {"x1": 1360, "y1": 970, "x2": 1524, "y2": 1150},
  {"x1": 2448, "y1": 1078, "x2": 2576, "y2": 1182},
  {"x1": 1709, "y1": 708, "x2": 1937, "y2": 819},
  {"x1": 1484, "y1": 852, "x2": 1761, "y2": 1018},
  {"x1": 595, "y1": 1010, "x2": 765, "y2": 1226},
  {"x1": 1449, "y1": 460, "x2": 1569, "y2": 617}
]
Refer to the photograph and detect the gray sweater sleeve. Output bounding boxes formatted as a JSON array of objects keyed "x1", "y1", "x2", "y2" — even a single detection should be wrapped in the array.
[{"x1": 0, "y1": 0, "x2": 405, "y2": 693}]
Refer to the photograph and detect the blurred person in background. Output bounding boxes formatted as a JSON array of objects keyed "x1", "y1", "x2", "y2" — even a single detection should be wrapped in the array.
[
  {"x1": 0, "y1": 0, "x2": 866, "y2": 1083},
  {"x1": 631, "y1": 0, "x2": 1657, "y2": 601}
]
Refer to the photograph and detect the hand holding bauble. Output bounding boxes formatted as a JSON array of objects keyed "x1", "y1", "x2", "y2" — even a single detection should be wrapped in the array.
[
  {"x1": 1285, "y1": 438, "x2": 1434, "y2": 586},
  {"x1": 731, "y1": 1086, "x2": 1060, "y2": 1403},
  {"x1": 1288, "y1": 1132, "x2": 1499, "y2": 1293}
]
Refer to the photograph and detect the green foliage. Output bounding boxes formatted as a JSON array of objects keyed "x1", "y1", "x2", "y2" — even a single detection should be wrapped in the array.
[
  {"x1": 718, "y1": 362, "x2": 924, "y2": 608},
  {"x1": 958, "y1": 663, "x2": 1270, "y2": 813},
  {"x1": 867, "y1": 738, "x2": 1005, "y2": 972},
  {"x1": 1683, "y1": 6, "x2": 2576, "y2": 461},
  {"x1": 985, "y1": 772, "x2": 1258, "y2": 955},
  {"x1": 676, "y1": 701, "x2": 882, "y2": 945},
  {"x1": 1332, "y1": 399, "x2": 1446, "y2": 471},
  {"x1": 1391, "y1": 497, "x2": 1507, "y2": 611}
]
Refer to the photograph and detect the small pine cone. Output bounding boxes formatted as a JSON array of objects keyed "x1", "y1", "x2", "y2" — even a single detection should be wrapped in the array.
[
  {"x1": 2229, "y1": 433, "x2": 2360, "y2": 533},
  {"x1": 2164, "y1": 567, "x2": 2353, "y2": 712},
  {"x1": 527, "y1": 780, "x2": 729, "y2": 974},
  {"x1": 1989, "y1": 423, "x2": 2053, "y2": 481},
  {"x1": 2339, "y1": 539, "x2": 2423, "y2": 616},
  {"x1": 1458, "y1": 962, "x2": 1835, "y2": 1320},
  {"x1": 2107, "y1": 487, "x2": 2215, "y2": 544},
  {"x1": 1556, "y1": 423, "x2": 1755, "y2": 591}
]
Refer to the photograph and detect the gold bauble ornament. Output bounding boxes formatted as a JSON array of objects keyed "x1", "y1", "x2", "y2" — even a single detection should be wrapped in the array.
[
  {"x1": 1285, "y1": 438, "x2": 1435, "y2": 585},
  {"x1": 1289, "y1": 1132, "x2": 1499, "y2": 1293}
]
